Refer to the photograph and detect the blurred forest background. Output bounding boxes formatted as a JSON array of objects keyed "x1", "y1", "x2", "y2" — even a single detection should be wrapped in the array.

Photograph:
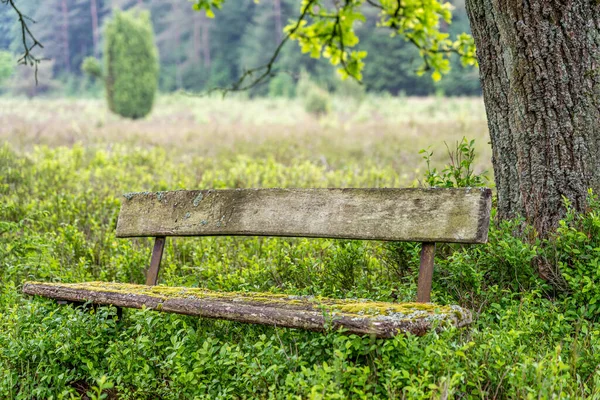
[{"x1": 0, "y1": 0, "x2": 479, "y2": 98}]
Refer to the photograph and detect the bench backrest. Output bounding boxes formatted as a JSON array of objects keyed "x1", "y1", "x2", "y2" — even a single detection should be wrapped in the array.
[
  {"x1": 116, "y1": 188, "x2": 492, "y2": 243},
  {"x1": 116, "y1": 188, "x2": 492, "y2": 301}
]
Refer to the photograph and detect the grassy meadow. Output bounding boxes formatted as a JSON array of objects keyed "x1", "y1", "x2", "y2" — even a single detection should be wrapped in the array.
[
  {"x1": 0, "y1": 95, "x2": 490, "y2": 174},
  {"x1": 2, "y1": 95, "x2": 600, "y2": 399}
]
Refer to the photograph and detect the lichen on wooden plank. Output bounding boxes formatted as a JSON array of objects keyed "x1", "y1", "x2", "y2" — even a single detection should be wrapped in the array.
[
  {"x1": 23, "y1": 281, "x2": 472, "y2": 338},
  {"x1": 115, "y1": 188, "x2": 492, "y2": 243}
]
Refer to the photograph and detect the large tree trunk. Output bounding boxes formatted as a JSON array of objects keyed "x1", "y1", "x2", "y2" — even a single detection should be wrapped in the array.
[{"x1": 465, "y1": 1, "x2": 600, "y2": 238}]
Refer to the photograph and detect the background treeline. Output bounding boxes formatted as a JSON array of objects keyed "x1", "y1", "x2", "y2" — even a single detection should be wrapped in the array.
[{"x1": 0, "y1": 0, "x2": 480, "y2": 97}]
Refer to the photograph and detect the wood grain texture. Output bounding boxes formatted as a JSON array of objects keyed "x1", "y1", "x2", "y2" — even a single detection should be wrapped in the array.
[
  {"x1": 23, "y1": 282, "x2": 472, "y2": 338},
  {"x1": 146, "y1": 237, "x2": 165, "y2": 286},
  {"x1": 116, "y1": 188, "x2": 492, "y2": 243},
  {"x1": 417, "y1": 243, "x2": 436, "y2": 303}
]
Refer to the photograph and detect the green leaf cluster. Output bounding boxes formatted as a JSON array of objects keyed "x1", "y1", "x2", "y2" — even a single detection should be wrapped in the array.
[
  {"x1": 284, "y1": 0, "x2": 477, "y2": 82},
  {"x1": 192, "y1": 0, "x2": 225, "y2": 18},
  {"x1": 549, "y1": 191, "x2": 600, "y2": 319},
  {"x1": 420, "y1": 137, "x2": 489, "y2": 188},
  {"x1": 190, "y1": 0, "x2": 477, "y2": 86},
  {"x1": 81, "y1": 56, "x2": 102, "y2": 80}
]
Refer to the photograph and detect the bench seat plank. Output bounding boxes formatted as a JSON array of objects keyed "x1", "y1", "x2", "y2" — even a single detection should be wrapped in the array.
[
  {"x1": 116, "y1": 188, "x2": 492, "y2": 243},
  {"x1": 23, "y1": 282, "x2": 472, "y2": 338}
]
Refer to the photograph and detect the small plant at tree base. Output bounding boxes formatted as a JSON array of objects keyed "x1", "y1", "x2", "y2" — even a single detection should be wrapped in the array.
[
  {"x1": 83, "y1": 10, "x2": 159, "y2": 119},
  {"x1": 546, "y1": 191, "x2": 600, "y2": 319},
  {"x1": 420, "y1": 137, "x2": 489, "y2": 188}
]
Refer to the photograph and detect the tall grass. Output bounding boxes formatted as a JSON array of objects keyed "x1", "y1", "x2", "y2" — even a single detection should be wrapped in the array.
[{"x1": 0, "y1": 95, "x2": 490, "y2": 174}]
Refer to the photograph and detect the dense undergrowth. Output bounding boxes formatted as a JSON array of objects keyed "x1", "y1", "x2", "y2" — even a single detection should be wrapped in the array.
[{"x1": 2, "y1": 143, "x2": 600, "y2": 399}]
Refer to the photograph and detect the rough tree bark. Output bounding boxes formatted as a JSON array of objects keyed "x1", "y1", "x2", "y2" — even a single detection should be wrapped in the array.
[{"x1": 465, "y1": 1, "x2": 600, "y2": 239}]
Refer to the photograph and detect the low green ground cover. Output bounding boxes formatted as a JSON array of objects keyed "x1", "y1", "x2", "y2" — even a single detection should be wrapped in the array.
[{"x1": 1, "y1": 98, "x2": 600, "y2": 398}]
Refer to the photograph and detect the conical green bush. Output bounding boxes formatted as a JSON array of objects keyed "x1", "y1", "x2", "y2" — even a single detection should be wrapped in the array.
[{"x1": 105, "y1": 9, "x2": 159, "y2": 119}]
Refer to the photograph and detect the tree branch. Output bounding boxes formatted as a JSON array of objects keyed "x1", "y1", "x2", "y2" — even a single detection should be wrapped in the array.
[
  {"x1": 205, "y1": 0, "x2": 470, "y2": 94},
  {"x1": 207, "y1": 0, "x2": 318, "y2": 95},
  {"x1": 3, "y1": 0, "x2": 44, "y2": 83}
]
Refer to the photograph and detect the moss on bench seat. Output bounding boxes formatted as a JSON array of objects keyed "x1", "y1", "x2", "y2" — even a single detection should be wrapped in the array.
[{"x1": 23, "y1": 281, "x2": 472, "y2": 338}]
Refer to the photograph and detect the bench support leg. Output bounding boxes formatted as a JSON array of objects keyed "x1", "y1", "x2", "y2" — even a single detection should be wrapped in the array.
[
  {"x1": 146, "y1": 236, "x2": 166, "y2": 286},
  {"x1": 417, "y1": 242, "x2": 436, "y2": 303}
]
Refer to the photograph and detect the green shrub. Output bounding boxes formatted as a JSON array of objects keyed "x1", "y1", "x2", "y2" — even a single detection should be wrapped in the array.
[
  {"x1": 81, "y1": 56, "x2": 103, "y2": 79},
  {"x1": 268, "y1": 74, "x2": 296, "y2": 98},
  {"x1": 547, "y1": 191, "x2": 600, "y2": 319},
  {"x1": 295, "y1": 69, "x2": 313, "y2": 99},
  {"x1": 420, "y1": 137, "x2": 489, "y2": 188},
  {"x1": 434, "y1": 214, "x2": 545, "y2": 308},
  {"x1": 104, "y1": 10, "x2": 159, "y2": 119},
  {"x1": 303, "y1": 86, "x2": 331, "y2": 116},
  {"x1": 335, "y1": 76, "x2": 366, "y2": 103}
]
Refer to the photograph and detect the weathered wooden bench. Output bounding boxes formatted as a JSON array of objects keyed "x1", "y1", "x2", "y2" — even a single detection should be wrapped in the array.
[{"x1": 23, "y1": 188, "x2": 491, "y2": 338}]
